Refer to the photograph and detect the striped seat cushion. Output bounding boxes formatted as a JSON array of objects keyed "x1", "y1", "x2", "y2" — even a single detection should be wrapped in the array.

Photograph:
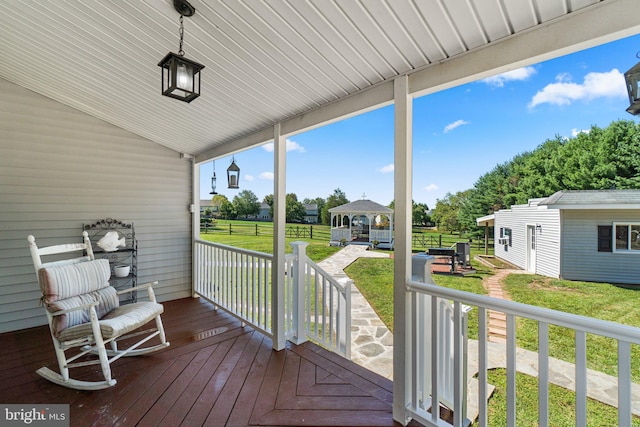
[
  {"x1": 39, "y1": 259, "x2": 119, "y2": 338},
  {"x1": 57, "y1": 302, "x2": 164, "y2": 341}
]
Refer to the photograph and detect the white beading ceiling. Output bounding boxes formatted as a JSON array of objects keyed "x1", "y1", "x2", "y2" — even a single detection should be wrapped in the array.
[{"x1": 0, "y1": 0, "x2": 637, "y2": 160}]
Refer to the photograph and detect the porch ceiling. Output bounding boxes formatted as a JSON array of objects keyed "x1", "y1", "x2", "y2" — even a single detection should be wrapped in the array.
[{"x1": 0, "y1": 0, "x2": 637, "y2": 161}]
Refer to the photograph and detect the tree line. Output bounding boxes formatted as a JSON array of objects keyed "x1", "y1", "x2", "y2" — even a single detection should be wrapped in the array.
[
  {"x1": 431, "y1": 120, "x2": 640, "y2": 237},
  {"x1": 204, "y1": 188, "x2": 351, "y2": 224},
  {"x1": 204, "y1": 188, "x2": 432, "y2": 227}
]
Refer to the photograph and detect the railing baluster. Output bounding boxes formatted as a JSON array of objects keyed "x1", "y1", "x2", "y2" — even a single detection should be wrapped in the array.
[
  {"x1": 411, "y1": 291, "x2": 419, "y2": 414},
  {"x1": 575, "y1": 330, "x2": 587, "y2": 426},
  {"x1": 453, "y1": 301, "x2": 462, "y2": 427},
  {"x1": 257, "y1": 257, "x2": 262, "y2": 327},
  {"x1": 320, "y1": 272, "x2": 324, "y2": 343},
  {"x1": 618, "y1": 340, "x2": 632, "y2": 427},
  {"x1": 506, "y1": 313, "x2": 516, "y2": 427},
  {"x1": 431, "y1": 296, "x2": 439, "y2": 424},
  {"x1": 538, "y1": 322, "x2": 549, "y2": 427},
  {"x1": 344, "y1": 281, "x2": 351, "y2": 358},
  {"x1": 478, "y1": 307, "x2": 487, "y2": 427},
  {"x1": 330, "y1": 280, "x2": 335, "y2": 347},
  {"x1": 314, "y1": 273, "x2": 320, "y2": 338}
]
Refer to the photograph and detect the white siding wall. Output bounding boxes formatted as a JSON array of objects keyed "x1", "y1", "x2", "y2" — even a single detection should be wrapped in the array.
[
  {"x1": 0, "y1": 78, "x2": 193, "y2": 333},
  {"x1": 560, "y1": 210, "x2": 640, "y2": 284},
  {"x1": 494, "y1": 204, "x2": 561, "y2": 277}
]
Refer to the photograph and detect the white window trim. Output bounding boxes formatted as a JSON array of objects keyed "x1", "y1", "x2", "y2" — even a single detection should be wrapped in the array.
[{"x1": 612, "y1": 222, "x2": 640, "y2": 253}]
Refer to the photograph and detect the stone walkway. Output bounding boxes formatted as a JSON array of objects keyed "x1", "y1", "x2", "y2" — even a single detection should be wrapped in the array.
[
  {"x1": 484, "y1": 268, "x2": 513, "y2": 343},
  {"x1": 316, "y1": 246, "x2": 640, "y2": 418},
  {"x1": 317, "y1": 244, "x2": 395, "y2": 379}
]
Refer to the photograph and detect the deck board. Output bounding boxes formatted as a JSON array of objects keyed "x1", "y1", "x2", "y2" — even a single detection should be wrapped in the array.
[{"x1": 0, "y1": 298, "x2": 415, "y2": 427}]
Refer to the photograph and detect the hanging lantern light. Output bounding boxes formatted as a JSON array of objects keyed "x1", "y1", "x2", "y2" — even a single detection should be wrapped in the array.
[
  {"x1": 209, "y1": 161, "x2": 218, "y2": 195},
  {"x1": 227, "y1": 157, "x2": 240, "y2": 189},
  {"x1": 158, "y1": 0, "x2": 205, "y2": 103},
  {"x1": 625, "y1": 57, "x2": 640, "y2": 115}
]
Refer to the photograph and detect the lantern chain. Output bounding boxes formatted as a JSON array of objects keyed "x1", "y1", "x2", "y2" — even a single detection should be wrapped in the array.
[{"x1": 178, "y1": 14, "x2": 185, "y2": 56}]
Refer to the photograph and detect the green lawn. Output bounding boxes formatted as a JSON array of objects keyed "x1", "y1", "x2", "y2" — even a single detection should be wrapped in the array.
[
  {"x1": 503, "y1": 274, "x2": 640, "y2": 382},
  {"x1": 344, "y1": 257, "x2": 491, "y2": 337},
  {"x1": 485, "y1": 369, "x2": 640, "y2": 426},
  {"x1": 198, "y1": 232, "x2": 341, "y2": 263}
]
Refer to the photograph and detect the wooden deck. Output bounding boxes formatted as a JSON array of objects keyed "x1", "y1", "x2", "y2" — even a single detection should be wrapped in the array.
[{"x1": 1, "y1": 298, "x2": 417, "y2": 427}]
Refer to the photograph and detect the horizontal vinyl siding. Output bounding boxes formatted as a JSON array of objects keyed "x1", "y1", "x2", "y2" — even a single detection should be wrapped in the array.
[
  {"x1": 533, "y1": 212, "x2": 561, "y2": 278},
  {"x1": 560, "y1": 210, "x2": 640, "y2": 285},
  {"x1": 494, "y1": 205, "x2": 560, "y2": 277},
  {"x1": 0, "y1": 78, "x2": 193, "y2": 333}
]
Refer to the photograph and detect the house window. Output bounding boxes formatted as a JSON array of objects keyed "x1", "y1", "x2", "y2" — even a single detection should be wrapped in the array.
[
  {"x1": 613, "y1": 223, "x2": 640, "y2": 252},
  {"x1": 497, "y1": 227, "x2": 512, "y2": 246}
]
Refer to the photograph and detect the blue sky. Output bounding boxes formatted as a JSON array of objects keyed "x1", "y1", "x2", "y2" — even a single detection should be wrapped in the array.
[{"x1": 200, "y1": 33, "x2": 640, "y2": 210}]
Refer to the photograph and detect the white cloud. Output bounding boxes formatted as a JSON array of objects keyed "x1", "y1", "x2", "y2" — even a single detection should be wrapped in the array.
[
  {"x1": 259, "y1": 172, "x2": 274, "y2": 181},
  {"x1": 377, "y1": 164, "x2": 394, "y2": 173},
  {"x1": 262, "y1": 138, "x2": 306, "y2": 153},
  {"x1": 571, "y1": 128, "x2": 590, "y2": 137},
  {"x1": 528, "y1": 69, "x2": 626, "y2": 109},
  {"x1": 555, "y1": 72, "x2": 572, "y2": 83},
  {"x1": 443, "y1": 119, "x2": 469, "y2": 133},
  {"x1": 244, "y1": 174, "x2": 254, "y2": 182},
  {"x1": 482, "y1": 66, "x2": 537, "y2": 87},
  {"x1": 425, "y1": 183, "x2": 438, "y2": 192}
]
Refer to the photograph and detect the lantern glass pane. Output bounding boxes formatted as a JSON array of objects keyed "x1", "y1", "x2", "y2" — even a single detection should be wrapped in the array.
[{"x1": 176, "y1": 62, "x2": 193, "y2": 91}]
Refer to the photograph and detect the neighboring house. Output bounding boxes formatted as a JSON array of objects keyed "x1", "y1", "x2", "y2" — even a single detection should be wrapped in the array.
[
  {"x1": 200, "y1": 199, "x2": 214, "y2": 215},
  {"x1": 302, "y1": 203, "x2": 319, "y2": 223},
  {"x1": 258, "y1": 202, "x2": 271, "y2": 221},
  {"x1": 250, "y1": 202, "x2": 318, "y2": 222},
  {"x1": 478, "y1": 190, "x2": 640, "y2": 285}
]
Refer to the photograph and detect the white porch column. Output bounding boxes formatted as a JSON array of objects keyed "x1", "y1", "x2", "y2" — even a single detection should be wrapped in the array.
[
  {"x1": 272, "y1": 123, "x2": 286, "y2": 351},
  {"x1": 191, "y1": 158, "x2": 199, "y2": 298},
  {"x1": 393, "y1": 75, "x2": 413, "y2": 424}
]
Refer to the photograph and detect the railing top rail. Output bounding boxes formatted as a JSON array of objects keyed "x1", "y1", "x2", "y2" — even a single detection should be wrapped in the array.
[
  {"x1": 408, "y1": 279, "x2": 640, "y2": 344},
  {"x1": 195, "y1": 239, "x2": 273, "y2": 260}
]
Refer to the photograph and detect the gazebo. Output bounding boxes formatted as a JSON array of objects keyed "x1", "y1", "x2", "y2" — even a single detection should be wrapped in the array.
[{"x1": 329, "y1": 199, "x2": 394, "y2": 248}]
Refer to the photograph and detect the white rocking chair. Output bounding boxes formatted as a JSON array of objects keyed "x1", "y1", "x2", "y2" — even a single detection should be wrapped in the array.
[{"x1": 28, "y1": 232, "x2": 170, "y2": 390}]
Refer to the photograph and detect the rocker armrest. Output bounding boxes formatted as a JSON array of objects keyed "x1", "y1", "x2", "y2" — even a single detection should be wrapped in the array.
[
  {"x1": 50, "y1": 300, "x2": 99, "y2": 317},
  {"x1": 116, "y1": 281, "x2": 159, "y2": 302}
]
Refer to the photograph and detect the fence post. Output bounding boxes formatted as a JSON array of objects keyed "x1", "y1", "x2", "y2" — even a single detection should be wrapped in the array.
[
  {"x1": 439, "y1": 234, "x2": 442, "y2": 247},
  {"x1": 256, "y1": 223, "x2": 258, "y2": 236},
  {"x1": 290, "y1": 241, "x2": 309, "y2": 345},
  {"x1": 310, "y1": 225, "x2": 313, "y2": 239},
  {"x1": 229, "y1": 223, "x2": 232, "y2": 235}
]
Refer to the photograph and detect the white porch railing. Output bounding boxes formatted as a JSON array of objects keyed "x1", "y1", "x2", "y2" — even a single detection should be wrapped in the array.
[
  {"x1": 330, "y1": 227, "x2": 351, "y2": 242},
  {"x1": 404, "y1": 274, "x2": 640, "y2": 427},
  {"x1": 411, "y1": 255, "x2": 471, "y2": 425},
  {"x1": 193, "y1": 240, "x2": 350, "y2": 358},
  {"x1": 370, "y1": 229, "x2": 392, "y2": 243},
  {"x1": 290, "y1": 242, "x2": 351, "y2": 358},
  {"x1": 194, "y1": 240, "x2": 275, "y2": 337}
]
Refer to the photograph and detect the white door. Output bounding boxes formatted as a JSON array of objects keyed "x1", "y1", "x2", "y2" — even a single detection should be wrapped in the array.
[{"x1": 527, "y1": 225, "x2": 536, "y2": 273}]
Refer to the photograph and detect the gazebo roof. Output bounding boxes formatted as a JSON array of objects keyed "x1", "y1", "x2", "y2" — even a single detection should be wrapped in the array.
[{"x1": 329, "y1": 200, "x2": 393, "y2": 214}]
